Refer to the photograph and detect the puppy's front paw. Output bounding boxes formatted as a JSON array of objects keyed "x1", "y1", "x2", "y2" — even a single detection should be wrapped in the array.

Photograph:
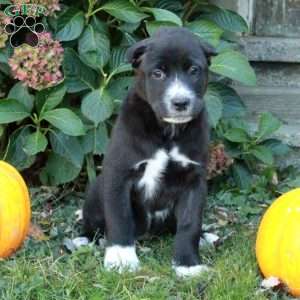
[
  {"x1": 104, "y1": 245, "x2": 140, "y2": 273},
  {"x1": 173, "y1": 264, "x2": 210, "y2": 278}
]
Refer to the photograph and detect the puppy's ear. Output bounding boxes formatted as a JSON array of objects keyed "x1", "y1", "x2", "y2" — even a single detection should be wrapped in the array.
[
  {"x1": 126, "y1": 38, "x2": 152, "y2": 69},
  {"x1": 201, "y1": 42, "x2": 218, "y2": 66}
]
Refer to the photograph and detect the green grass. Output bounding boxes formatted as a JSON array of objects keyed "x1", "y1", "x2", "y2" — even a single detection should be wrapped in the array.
[{"x1": 0, "y1": 190, "x2": 294, "y2": 300}]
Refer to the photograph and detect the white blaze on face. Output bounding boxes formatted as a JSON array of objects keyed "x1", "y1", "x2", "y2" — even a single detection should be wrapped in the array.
[
  {"x1": 163, "y1": 75, "x2": 196, "y2": 123},
  {"x1": 164, "y1": 75, "x2": 195, "y2": 103}
]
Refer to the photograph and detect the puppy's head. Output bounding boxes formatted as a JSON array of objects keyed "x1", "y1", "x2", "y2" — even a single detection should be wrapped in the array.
[{"x1": 127, "y1": 27, "x2": 217, "y2": 124}]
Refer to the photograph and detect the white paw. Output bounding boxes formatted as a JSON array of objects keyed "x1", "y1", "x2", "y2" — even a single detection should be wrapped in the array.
[
  {"x1": 104, "y1": 245, "x2": 140, "y2": 273},
  {"x1": 174, "y1": 264, "x2": 210, "y2": 278}
]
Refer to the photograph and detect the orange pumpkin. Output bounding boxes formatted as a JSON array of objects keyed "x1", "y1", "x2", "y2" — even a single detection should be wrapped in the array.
[
  {"x1": 256, "y1": 188, "x2": 300, "y2": 297},
  {"x1": 0, "y1": 161, "x2": 31, "y2": 258}
]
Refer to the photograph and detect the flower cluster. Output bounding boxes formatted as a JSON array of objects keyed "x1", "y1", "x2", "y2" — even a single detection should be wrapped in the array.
[
  {"x1": 207, "y1": 143, "x2": 234, "y2": 180},
  {"x1": 11, "y1": 0, "x2": 60, "y2": 16},
  {"x1": 9, "y1": 32, "x2": 64, "y2": 90},
  {"x1": 0, "y1": 12, "x2": 10, "y2": 48}
]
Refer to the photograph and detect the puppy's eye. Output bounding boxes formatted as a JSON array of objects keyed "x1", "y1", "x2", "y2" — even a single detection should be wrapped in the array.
[
  {"x1": 151, "y1": 69, "x2": 165, "y2": 80},
  {"x1": 188, "y1": 65, "x2": 200, "y2": 75}
]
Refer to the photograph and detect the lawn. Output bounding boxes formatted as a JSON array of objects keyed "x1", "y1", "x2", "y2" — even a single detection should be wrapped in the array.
[{"x1": 0, "y1": 188, "x2": 294, "y2": 300}]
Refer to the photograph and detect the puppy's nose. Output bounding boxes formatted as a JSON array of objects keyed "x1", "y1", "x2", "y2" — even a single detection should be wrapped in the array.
[{"x1": 172, "y1": 98, "x2": 190, "y2": 111}]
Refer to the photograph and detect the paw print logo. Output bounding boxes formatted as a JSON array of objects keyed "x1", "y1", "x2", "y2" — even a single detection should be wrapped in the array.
[{"x1": 4, "y1": 16, "x2": 45, "y2": 48}]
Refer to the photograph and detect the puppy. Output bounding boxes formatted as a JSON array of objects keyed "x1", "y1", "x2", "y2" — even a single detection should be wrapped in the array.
[{"x1": 83, "y1": 27, "x2": 216, "y2": 277}]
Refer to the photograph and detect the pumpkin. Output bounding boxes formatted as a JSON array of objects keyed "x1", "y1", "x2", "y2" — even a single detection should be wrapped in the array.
[
  {"x1": 256, "y1": 188, "x2": 300, "y2": 297},
  {"x1": 0, "y1": 161, "x2": 31, "y2": 258}
]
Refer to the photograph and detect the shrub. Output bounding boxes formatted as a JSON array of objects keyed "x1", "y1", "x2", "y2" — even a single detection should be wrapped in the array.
[{"x1": 0, "y1": 0, "x2": 288, "y2": 187}]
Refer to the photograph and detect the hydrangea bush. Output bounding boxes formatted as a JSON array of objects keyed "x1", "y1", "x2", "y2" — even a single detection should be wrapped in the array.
[{"x1": 0, "y1": 0, "x2": 288, "y2": 187}]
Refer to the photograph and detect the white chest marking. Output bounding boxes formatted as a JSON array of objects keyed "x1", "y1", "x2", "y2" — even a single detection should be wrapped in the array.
[
  {"x1": 137, "y1": 149, "x2": 169, "y2": 199},
  {"x1": 169, "y1": 146, "x2": 200, "y2": 167},
  {"x1": 136, "y1": 147, "x2": 199, "y2": 200}
]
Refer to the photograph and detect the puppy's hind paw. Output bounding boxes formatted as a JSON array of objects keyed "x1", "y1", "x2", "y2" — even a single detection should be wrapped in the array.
[
  {"x1": 173, "y1": 264, "x2": 210, "y2": 278},
  {"x1": 104, "y1": 245, "x2": 140, "y2": 273}
]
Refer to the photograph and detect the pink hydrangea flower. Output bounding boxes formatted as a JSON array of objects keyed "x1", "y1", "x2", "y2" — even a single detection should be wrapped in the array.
[
  {"x1": 9, "y1": 32, "x2": 64, "y2": 90},
  {"x1": 207, "y1": 143, "x2": 234, "y2": 179}
]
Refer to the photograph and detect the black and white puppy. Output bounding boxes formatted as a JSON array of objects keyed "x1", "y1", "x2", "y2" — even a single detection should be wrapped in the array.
[{"x1": 83, "y1": 27, "x2": 216, "y2": 277}]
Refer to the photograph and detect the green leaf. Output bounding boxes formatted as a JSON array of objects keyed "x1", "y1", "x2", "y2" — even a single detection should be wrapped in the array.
[
  {"x1": 256, "y1": 112, "x2": 282, "y2": 141},
  {"x1": 101, "y1": 0, "x2": 148, "y2": 23},
  {"x1": 208, "y1": 82, "x2": 246, "y2": 119},
  {"x1": 228, "y1": 118, "x2": 251, "y2": 135},
  {"x1": 155, "y1": 0, "x2": 183, "y2": 13},
  {"x1": 119, "y1": 22, "x2": 140, "y2": 35},
  {"x1": 143, "y1": 7, "x2": 182, "y2": 26},
  {"x1": 204, "y1": 7, "x2": 248, "y2": 33},
  {"x1": 204, "y1": 87, "x2": 223, "y2": 128},
  {"x1": 108, "y1": 47, "x2": 132, "y2": 76},
  {"x1": 111, "y1": 63, "x2": 132, "y2": 77},
  {"x1": 23, "y1": 130, "x2": 48, "y2": 156},
  {"x1": 8, "y1": 82, "x2": 34, "y2": 112},
  {"x1": 5, "y1": 127, "x2": 35, "y2": 170},
  {"x1": 56, "y1": 8, "x2": 84, "y2": 41},
  {"x1": 210, "y1": 51, "x2": 256, "y2": 86},
  {"x1": 217, "y1": 85, "x2": 245, "y2": 118},
  {"x1": 80, "y1": 124, "x2": 109, "y2": 155},
  {"x1": 216, "y1": 40, "x2": 236, "y2": 52},
  {"x1": 120, "y1": 32, "x2": 137, "y2": 46},
  {"x1": 63, "y1": 48, "x2": 98, "y2": 93},
  {"x1": 224, "y1": 128, "x2": 250, "y2": 143},
  {"x1": 40, "y1": 153, "x2": 81, "y2": 186},
  {"x1": 109, "y1": 47, "x2": 127, "y2": 71},
  {"x1": 185, "y1": 20, "x2": 223, "y2": 47},
  {"x1": 0, "y1": 47, "x2": 12, "y2": 76},
  {"x1": 49, "y1": 130, "x2": 84, "y2": 168},
  {"x1": 91, "y1": 16, "x2": 109, "y2": 35},
  {"x1": 0, "y1": 45, "x2": 12, "y2": 63},
  {"x1": 251, "y1": 145, "x2": 274, "y2": 165},
  {"x1": 81, "y1": 90, "x2": 113, "y2": 125},
  {"x1": 37, "y1": 83, "x2": 67, "y2": 114},
  {"x1": 0, "y1": 99, "x2": 30, "y2": 124},
  {"x1": 262, "y1": 139, "x2": 290, "y2": 157},
  {"x1": 145, "y1": 20, "x2": 177, "y2": 36},
  {"x1": 78, "y1": 25, "x2": 110, "y2": 70},
  {"x1": 232, "y1": 162, "x2": 252, "y2": 189},
  {"x1": 108, "y1": 76, "x2": 133, "y2": 103},
  {"x1": 42, "y1": 108, "x2": 85, "y2": 136}
]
